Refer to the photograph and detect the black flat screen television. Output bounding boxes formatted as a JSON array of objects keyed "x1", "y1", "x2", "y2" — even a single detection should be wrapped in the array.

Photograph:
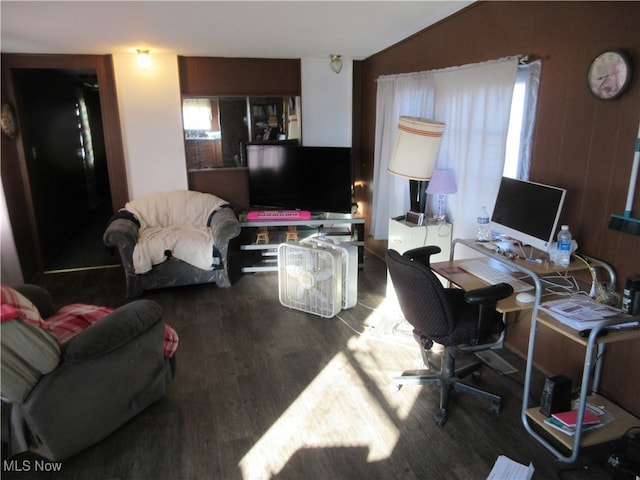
[
  {"x1": 246, "y1": 143, "x2": 353, "y2": 213},
  {"x1": 490, "y1": 177, "x2": 566, "y2": 252}
]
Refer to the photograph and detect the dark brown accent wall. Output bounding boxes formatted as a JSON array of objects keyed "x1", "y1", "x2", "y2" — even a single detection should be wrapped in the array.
[
  {"x1": 179, "y1": 56, "x2": 301, "y2": 96},
  {"x1": 188, "y1": 168, "x2": 250, "y2": 211},
  {"x1": 357, "y1": 2, "x2": 640, "y2": 416},
  {"x1": 178, "y1": 56, "x2": 301, "y2": 207}
]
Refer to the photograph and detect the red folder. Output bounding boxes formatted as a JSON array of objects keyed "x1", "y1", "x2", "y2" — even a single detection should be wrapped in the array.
[{"x1": 551, "y1": 409, "x2": 601, "y2": 427}]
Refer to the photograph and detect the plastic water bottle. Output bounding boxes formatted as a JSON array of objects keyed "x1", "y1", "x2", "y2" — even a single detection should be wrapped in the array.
[
  {"x1": 556, "y1": 225, "x2": 572, "y2": 267},
  {"x1": 476, "y1": 206, "x2": 491, "y2": 242}
]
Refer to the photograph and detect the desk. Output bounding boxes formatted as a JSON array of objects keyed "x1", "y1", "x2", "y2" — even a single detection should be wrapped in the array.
[{"x1": 431, "y1": 238, "x2": 640, "y2": 463}]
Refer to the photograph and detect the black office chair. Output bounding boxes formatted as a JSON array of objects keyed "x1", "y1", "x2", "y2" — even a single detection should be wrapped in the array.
[{"x1": 386, "y1": 246, "x2": 514, "y2": 426}]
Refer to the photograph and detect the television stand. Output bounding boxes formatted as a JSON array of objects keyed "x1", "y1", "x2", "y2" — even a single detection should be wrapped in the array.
[{"x1": 236, "y1": 213, "x2": 365, "y2": 273}]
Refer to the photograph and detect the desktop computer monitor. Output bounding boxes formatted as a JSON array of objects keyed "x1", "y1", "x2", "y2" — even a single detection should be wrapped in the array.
[{"x1": 490, "y1": 177, "x2": 566, "y2": 252}]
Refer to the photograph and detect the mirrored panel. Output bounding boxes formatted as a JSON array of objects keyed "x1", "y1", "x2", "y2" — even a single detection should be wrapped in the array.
[{"x1": 183, "y1": 96, "x2": 300, "y2": 170}]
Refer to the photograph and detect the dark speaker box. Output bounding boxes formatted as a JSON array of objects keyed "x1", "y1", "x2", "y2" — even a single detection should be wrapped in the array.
[{"x1": 539, "y1": 375, "x2": 572, "y2": 417}]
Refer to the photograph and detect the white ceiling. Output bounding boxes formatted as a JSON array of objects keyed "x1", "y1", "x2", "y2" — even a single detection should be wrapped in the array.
[{"x1": 0, "y1": 1, "x2": 472, "y2": 59}]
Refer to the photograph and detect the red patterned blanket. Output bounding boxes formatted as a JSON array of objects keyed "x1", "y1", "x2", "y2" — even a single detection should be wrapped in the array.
[{"x1": 1, "y1": 285, "x2": 178, "y2": 357}]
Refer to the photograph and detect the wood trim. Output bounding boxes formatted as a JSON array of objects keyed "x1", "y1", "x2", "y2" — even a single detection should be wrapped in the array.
[{"x1": 95, "y1": 56, "x2": 128, "y2": 212}]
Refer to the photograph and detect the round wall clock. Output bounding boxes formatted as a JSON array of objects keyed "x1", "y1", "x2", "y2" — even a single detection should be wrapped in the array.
[
  {"x1": 1, "y1": 103, "x2": 18, "y2": 139},
  {"x1": 587, "y1": 49, "x2": 632, "y2": 100}
]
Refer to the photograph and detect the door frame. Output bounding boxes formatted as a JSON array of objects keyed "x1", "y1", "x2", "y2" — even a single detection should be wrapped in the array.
[{"x1": 1, "y1": 53, "x2": 128, "y2": 281}]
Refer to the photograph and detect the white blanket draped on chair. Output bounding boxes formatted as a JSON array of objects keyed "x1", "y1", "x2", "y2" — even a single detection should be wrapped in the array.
[{"x1": 124, "y1": 190, "x2": 228, "y2": 273}]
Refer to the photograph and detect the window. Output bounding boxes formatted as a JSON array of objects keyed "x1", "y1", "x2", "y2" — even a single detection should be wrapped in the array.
[
  {"x1": 182, "y1": 98, "x2": 214, "y2": 132},
  {"x1": 504, "y1": 80, "x2": 526, "y2": 179},
  {"x1": 503, "y1": 60, "x2": 541, "y2": 180}
]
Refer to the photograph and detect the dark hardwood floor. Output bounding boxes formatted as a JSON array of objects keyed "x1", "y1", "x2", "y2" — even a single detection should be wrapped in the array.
[
  {"x1": 3, "y1": 252, "x2": 619, "y2": 479},
  {"x1": 44, "y1": 201, "x2": 119, "y2": 273}
]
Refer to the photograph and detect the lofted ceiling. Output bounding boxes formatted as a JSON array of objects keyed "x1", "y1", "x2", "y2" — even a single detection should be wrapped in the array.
[{"x1": 0, "y1": 1, "x2": 473, "y2": 60}]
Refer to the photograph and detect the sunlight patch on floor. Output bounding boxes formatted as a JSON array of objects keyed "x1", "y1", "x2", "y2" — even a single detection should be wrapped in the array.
[{"x1": 238, "y1": 301, "x2": 422, "y2": 479}]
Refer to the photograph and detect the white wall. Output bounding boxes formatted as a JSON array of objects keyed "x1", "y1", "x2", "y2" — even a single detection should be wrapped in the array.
[
  {"x1": 0, "y1": 181, "x2": 24, "y2": 286},
  {"x1": 112, "y1": 53, "x2": 188, "y2": 199},
  {"x1": 301, "y1": 57, "x2": 352, "y2": 147}
]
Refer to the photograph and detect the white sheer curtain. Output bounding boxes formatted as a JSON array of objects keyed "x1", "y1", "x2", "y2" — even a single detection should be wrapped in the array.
[
  {"x1": 370, "y1": 57, "x2": 519, "y2": 246},
  {"x1": 371, "y1": 73, "x2": 435, "y2": 235}
]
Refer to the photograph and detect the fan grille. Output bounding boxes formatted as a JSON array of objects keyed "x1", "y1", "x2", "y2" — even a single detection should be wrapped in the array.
[
  {"x1": 302, "y1": 238, "x2": 358, "y2": 309},
  {"x1": 278, "y1": 243, "x2": 342, "y2": 318}
]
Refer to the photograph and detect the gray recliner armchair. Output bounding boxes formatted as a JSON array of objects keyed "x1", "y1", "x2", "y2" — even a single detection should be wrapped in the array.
[
  {"x1": 1, "y1": 284, "x2": 177, "y2": 461},
  {"x1": 103, "y1": 190, "x2": 241, "y2": 297}
]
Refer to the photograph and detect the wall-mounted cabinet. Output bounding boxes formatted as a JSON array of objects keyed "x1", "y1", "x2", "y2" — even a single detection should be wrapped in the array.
[{"x1": 182, "y1": 95, "x2": 300, "y2": 170}]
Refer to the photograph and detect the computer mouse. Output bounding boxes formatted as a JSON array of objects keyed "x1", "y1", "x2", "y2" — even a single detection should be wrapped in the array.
[{"x1": 516, "y1": 292, "x2": 535, "y2": 303}]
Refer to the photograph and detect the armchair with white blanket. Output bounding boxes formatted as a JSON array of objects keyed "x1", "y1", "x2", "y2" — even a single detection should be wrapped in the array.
[{"x1": 103, "y1": 190, "x2": 241, "y2": 297}]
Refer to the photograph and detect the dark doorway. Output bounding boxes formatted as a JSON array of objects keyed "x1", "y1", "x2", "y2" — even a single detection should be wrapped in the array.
[
  {"x1": 1, "y1": 53, "x2": 128, "y2": 281},
  {"x1": 12, "y1": 68, "x2": 117, "y2": 271}
]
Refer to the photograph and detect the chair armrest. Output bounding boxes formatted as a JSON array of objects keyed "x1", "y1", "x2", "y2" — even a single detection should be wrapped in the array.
[
  {"x1": 402, "y1": 246, "x2": 442, "y2": 267},
  {"x1": 20, "y1": 299, "x2": 169, "y2": 460},
  {"x1": 208, "y1": 207, "x2": 241, "y2": 244},
  {"x1": 465, "y1": 283, "x2": 513, "y2": 345},
  {"x1": 13, "y1": 285, "x2": 56, "y2": 319},
  {"x1": 103, "y1": 216, "x2": 139, "y2": 249},
  {"x1": 63, "y1": 300, "x2": 162, "y2": 362},
  {"x1": 464, "y1": 283, "x2": 514, "y2": 305}
]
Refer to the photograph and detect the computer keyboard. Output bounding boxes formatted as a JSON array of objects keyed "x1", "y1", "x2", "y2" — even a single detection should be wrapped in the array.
[{"x1": 460, "y1": 259, "x2": 534, "y2": 293}]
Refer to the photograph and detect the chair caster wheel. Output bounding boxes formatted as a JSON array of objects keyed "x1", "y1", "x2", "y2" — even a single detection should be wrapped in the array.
[
  {"x1": 434, "y1": 409, "x2": 448, "y2": 426},
  {"x1": 491, "y1": 400, "x2": 502, "y2": 414}
]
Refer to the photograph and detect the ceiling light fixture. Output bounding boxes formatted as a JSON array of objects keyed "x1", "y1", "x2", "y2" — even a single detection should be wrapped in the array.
[
  {"x1": 137, "y1": 49, "x2": 151, "y2": 70},
  {"x1": 330, "y1": 54, "x2": 342, "y2": 74}
]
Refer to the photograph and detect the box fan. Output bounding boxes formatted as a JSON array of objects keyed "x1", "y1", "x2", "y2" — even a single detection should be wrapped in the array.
[{"x1": 277, "y1": 239, "x2": 358, "y2": 318}]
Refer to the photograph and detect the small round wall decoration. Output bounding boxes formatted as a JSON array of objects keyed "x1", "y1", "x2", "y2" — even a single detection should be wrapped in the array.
[
  {"x1": 587, "y1": 49, "x2": 632, "y2": 100},
  {"x1": 1, "y1": 103, "x2": 18, "y2": 139}
]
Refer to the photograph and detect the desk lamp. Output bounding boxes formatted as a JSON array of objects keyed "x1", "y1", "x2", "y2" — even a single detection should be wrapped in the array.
[
  {"x1": 387, "y1": 116, "x2": 445, "y2": 213},
  {"x1": 426, "y1": 169, "x2": 457, "y2": 222}
]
